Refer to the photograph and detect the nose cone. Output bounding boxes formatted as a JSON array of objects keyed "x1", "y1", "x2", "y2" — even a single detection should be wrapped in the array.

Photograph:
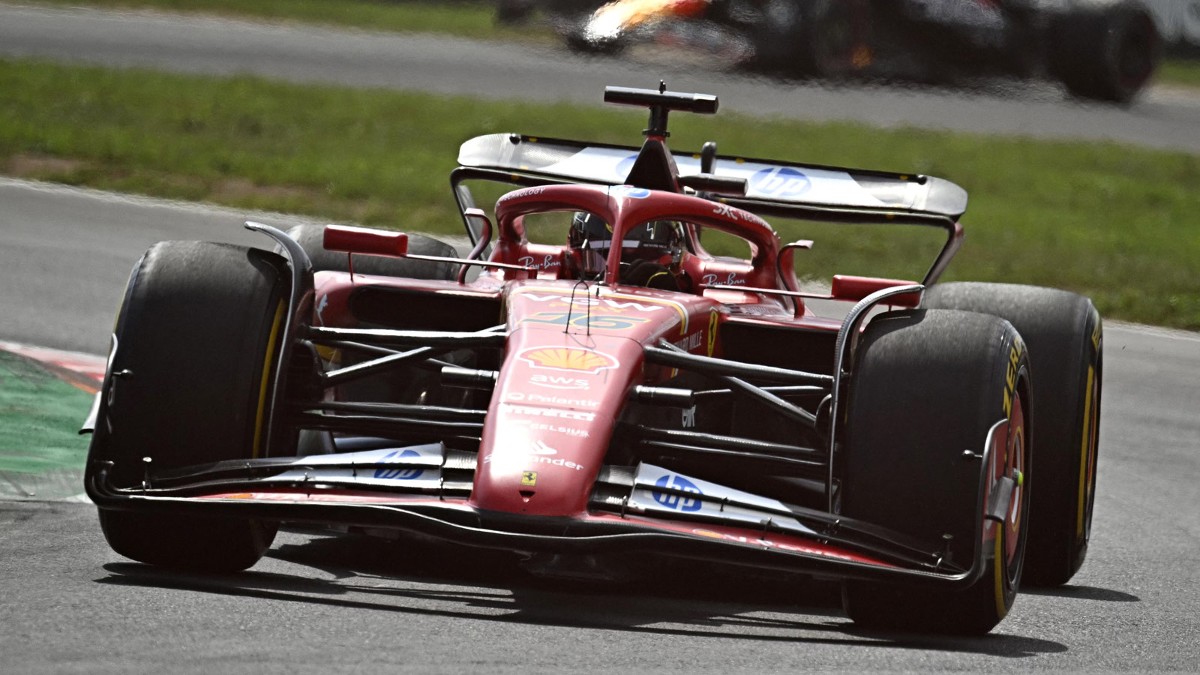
[{"x1": 469, "y1": 334, "x2": 642, "y2": 516}]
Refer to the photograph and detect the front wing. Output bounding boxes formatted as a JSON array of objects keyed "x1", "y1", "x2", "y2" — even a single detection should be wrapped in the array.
[{"x1": 86, "y1": 426, "x2": 1011, "y2": 589}]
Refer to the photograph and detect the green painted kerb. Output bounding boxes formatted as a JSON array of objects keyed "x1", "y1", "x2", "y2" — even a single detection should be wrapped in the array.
[{"x1": 0, "y1": 351, "x2": 93, "y2": 477}]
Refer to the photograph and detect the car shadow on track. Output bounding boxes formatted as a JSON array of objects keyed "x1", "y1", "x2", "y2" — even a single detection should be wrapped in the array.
[
  {"x1": 1021, "y1": 584, "x2": 1140, "y2": 603},
  {"x1": 95, "y1": 528, "x2": 1068, "y2": 657}
]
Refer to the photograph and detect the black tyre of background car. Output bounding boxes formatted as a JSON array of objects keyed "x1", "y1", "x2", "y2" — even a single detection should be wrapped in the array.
[
  {"x1": 1047, "y1": 0, "x2": 1162, "y2": 104},
  {"x1": 286, "y1": 225, "x2": 460, "y2": 407},
  {"x1": 285, "y1": 224, "x2": 458, "y2": 280},
  {"x1": 923, "y1": 282, "x2": 1102, "y2": 587},
  {"x1": 754, "y1": 0, "x2": 871, "y2": 78},
  {"x1": 89, "y1": 241, "x2": 289, "y2": 572},
  {"x1": 839, "y1": 309, "x2": 1032, "y2": 635}
]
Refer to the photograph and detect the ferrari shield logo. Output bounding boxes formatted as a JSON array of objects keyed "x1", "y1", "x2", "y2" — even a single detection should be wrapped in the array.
[{"x1": 521, "y1": 471, "x2": 538, "y2": 487}]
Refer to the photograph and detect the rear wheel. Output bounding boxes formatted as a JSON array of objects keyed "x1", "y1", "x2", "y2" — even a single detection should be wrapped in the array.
[
  {"x1": 924, "y1": 282, "x2": 1102, "y2": 586},
  {"x1": 755, "y1": 0, "x2": 872, "y2": 79},
  {"x1": 88, "y1": 241, "x2": 289, "y2": 572},
  {"x1": 1048, "y1": 0, "x2": 1161, "y2": 104},
  {"x1": 839, "y1": 309, "x2": 1032, "y2": 634},
  {"x1": 285, "y1": 224, "x2": 458, "y2": 280}
]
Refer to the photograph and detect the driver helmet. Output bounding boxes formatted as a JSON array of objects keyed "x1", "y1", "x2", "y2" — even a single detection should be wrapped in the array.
[{"x1": 569, "y1": 212, "x2": 682, "y2": 270}]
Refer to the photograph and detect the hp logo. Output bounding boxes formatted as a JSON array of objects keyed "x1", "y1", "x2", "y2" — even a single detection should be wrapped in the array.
[
  {"x1": 652, "y1": 474, "x2": 703, "y2": 512},
  {"x1": 750, "y1": 167, "x2": 811, "y2": 198},
  {"x1": 374, "y1": 449, "x2": 424, "y2": 480}
]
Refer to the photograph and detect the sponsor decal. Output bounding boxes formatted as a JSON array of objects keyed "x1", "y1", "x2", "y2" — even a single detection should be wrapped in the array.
[
  {"x1": 498, "y1": 186, "x2": 546, "y2": 203},
  {"x1": 524, "y1": 311, "x2": 649, "y2": 331},
  {"x1": 1002, "y1": 338, "x2": 1025, "y2": 418},
  {"x1": 651, "y1": 474, "x2": 703, "y2": 512},
  {"x1": 615, "y1": 154, "x2": 639, "y2": 178},
  {"x1": 521, "y1": 471, "x2": 538, "y2": 487},
  {"x1": 701, "y1": 272, "x2": 746, "y2": 287},
  {"x1": 373, "y1": 449, "x2": 425, "y2": 480},
  {"x1": 612, "y1": 185, "x2": 651, "y2": 199},
  {"x1": 484, "y1": 441, "x2": 586, "y2": 471},
  {"x1": 500, "y1": 403, "x2": 597, "y2": 422},
  {"x1": 528, "y1": 422, "x2": 589, "y2": 438},
  {"x1": 672, "y1": 331, "x2": 703, "y2": 351},
  {"x1": 514, "y1": 289, "x2": 689, "y2": 331},
  {"x1": 712, "y1": 202, "x2": 739, "y2": 219},
  {"x1": 750, "y1": 167, "x2": 812, "y2": 199},
  {"x1": 517, "y1": 254, "x2": 561, "y2": 272},
  {"x1": 529, "y1": 373, "x2": 591, "y2": 391},
  {"x1": 507, "y1": 391, "x2": 600, "y2": 408},
  {"x1": 519, "y1": 347, "x2": 618, "y2": 374},
  {"x1": 519, "y1": 292, "x2": 666, "y2": 314}
]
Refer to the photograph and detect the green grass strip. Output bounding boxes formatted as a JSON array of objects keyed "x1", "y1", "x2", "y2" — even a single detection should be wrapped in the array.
[
  {"x1": 24, "y1": 0, "x2": 548, "y2": 43},
  {"x1": 1, "y1": 57, "x2": 1198, "y2": 329}
]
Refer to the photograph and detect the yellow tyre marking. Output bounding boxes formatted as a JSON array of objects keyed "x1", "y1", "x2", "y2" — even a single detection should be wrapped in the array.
[
  {"x1": 251, "y1": 299, "x2": 286, "y2": 459},
  {"x1": 993, "y1": 527, "x2": 1008, "y2": 619},
  {"x1": 1077, "y1": 365, "x2": 1096, "y2": 537}
]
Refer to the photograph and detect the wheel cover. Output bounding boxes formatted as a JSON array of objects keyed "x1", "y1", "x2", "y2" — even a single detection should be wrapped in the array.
[{"x1": 1001, "y1": 390, "x2": 1027, "y2": 570}]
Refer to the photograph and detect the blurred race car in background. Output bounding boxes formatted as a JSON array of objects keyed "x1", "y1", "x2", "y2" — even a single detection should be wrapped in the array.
[{"x1": 499, "y1": 0, "x2": 1164, "y2": 103}]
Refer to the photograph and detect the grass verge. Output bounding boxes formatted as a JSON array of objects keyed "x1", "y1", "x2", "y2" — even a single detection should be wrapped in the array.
[
  {"x1": 22, "y1": 0, "x2": 542, "y2": 42},
  {"x1": 1, "y1": 58, "x2": 1198, "y2": 329}
]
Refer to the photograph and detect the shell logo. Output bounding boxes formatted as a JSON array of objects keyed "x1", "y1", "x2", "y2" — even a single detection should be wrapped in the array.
[{"x1": 518, "y1": 347, "x2": 618, "y2": 374}]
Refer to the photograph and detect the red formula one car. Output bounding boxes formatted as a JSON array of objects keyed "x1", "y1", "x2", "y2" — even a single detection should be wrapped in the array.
[{"x1": 83, "y1": 85, "x2": 1102, "y2": 635}]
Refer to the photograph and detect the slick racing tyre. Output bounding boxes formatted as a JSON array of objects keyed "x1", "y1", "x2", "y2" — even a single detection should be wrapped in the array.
[
  {"x1": 924, "y1": 282, "x2": 1102, "y2": 587},
  {"x1": 840, "y1": 309, "x2": 1032, "y2": 635},
  {"x1": 1048, "y1": 0, "x2": 1162, "y2": 104},
  {"x1": 88, "y1": 242, "x2": 288, "y2": 572},
  {"x1": 285, "y1": 224, "x2": 458, "y2": 280}
]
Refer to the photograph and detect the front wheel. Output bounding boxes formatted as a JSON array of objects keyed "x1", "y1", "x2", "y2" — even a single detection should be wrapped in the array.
[
  {"x1": 839, "y1": 309, "x2": 1033, "y2": 635},
  {"x1": 924, "y1": 282, "x2": 1102, "y2": 586},
  {"x1": 87, "y1": 241, "x2": 289, "y2": 572}
]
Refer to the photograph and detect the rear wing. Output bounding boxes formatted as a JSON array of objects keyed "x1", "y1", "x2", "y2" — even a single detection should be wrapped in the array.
[{"x1": 456, "y1": 133, "x2": 969, "y2": 221}]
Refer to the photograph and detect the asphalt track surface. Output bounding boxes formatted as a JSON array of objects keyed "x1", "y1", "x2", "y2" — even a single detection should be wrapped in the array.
[
  {"x1": 1, "y1": 3, "x2": 1200, "y2": 154},
  {"x1": 2, "y1": 5, "x2": 1200, "y2": 673},
  {"x1": 3, "y1": 179, "x2": 1200, "y2": 674}
]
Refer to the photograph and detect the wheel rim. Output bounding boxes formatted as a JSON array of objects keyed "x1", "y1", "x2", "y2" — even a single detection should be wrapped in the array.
[{"x1": 1002, "y1": 389, "x2": 1027, "y2": 571}]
